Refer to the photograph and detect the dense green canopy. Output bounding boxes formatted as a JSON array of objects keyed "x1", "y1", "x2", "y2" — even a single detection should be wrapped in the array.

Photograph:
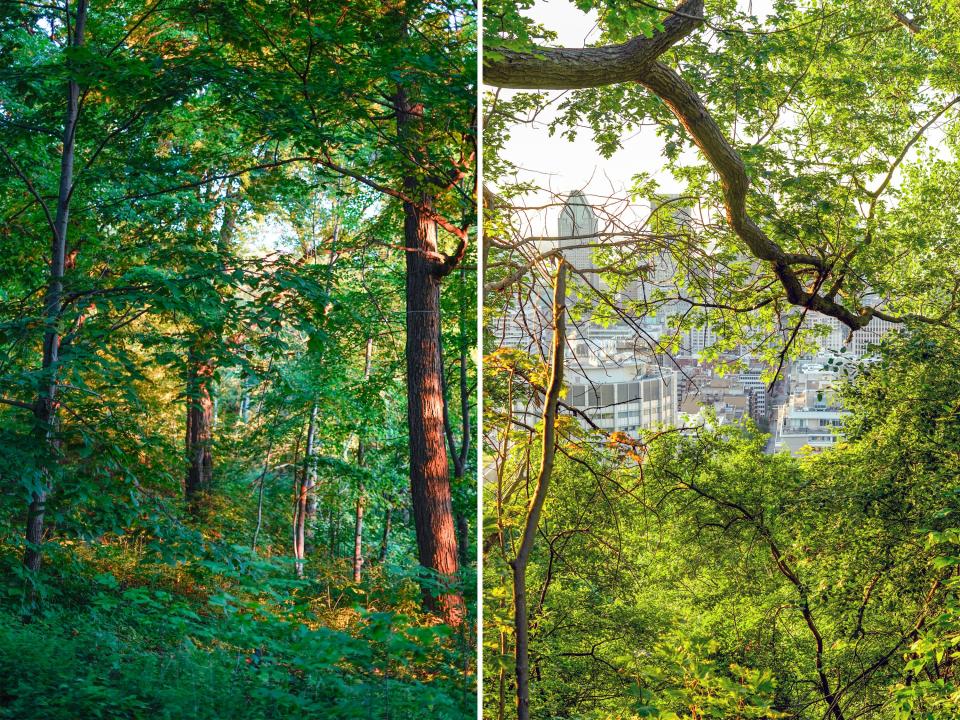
[{"x1": 0, "y1": 1, "x2": 476, "y2": 717}]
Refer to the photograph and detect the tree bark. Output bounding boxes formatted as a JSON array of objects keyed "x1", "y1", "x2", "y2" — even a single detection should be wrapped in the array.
[
  {"x1": 397, "y1": 84, "x2": 465, "y2": 626},
  {"x1": 352, "y1": 493, "x2": 365, "y2": 582},
  {"x1": 511, "y1": 261, "x2": 566, "y2": 720},
  {"x1": 353, "y1": 338, "x2": 373, "y2": 583},
  {"x1": 24, "y1": 0, "x2": 88, "y2": 573},
  {"x1": 304, "y1": 405, "x2": 318, "y2": 519},
  {"x1": 483, "y1": 0, "x2": 703, "y2": 89},
  {"x1": 378, "y1": 500, "x2": 392, "y2": 563},
  {"x1": 184, "y1": 342, "x2": 214, "y2": 510},
  {"x1": 293, "y1": 469, "x2": 305, "y2": 577},
  {"x1": 294, "y1": 403, "x2": 317, "y2": 577}
]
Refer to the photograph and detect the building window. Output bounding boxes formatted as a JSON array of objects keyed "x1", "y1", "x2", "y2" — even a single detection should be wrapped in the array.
[{"x1": 568, "y1": 385, "x2": 586, "y2": 408}]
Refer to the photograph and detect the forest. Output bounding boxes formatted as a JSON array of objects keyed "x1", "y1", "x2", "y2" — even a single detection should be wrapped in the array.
[
  {"x1": 0, "y1": 1, "x2": 476, "y2": 718},
  {"x1": 483, "y1": 1, "x2": 960, "y2": 719}
]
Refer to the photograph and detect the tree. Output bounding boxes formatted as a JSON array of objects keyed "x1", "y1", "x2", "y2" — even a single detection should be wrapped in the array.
[
  {"x1": 206, "y1": 0, "x2": 476, "y2": 624},
  {"x1": 1, "y1": 0, "x2": 227, "y2": 572},
  {"x1": 483, "y1": 1, "x2": 960, "y2": 717},
  {"x1": 484, "y1": 0, "x2": 960, "y2": 339},
  {"x1": 508, "y1": 259, "x2": 565, "y2": 720},
  {"x1": 0, "y1": 1, "x2": 475, "y2": 714}
]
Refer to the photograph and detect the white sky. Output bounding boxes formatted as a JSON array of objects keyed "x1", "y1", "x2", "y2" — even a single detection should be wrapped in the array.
[{"x1": 487, "y1": 0, "x2": 773, "y2": 236}]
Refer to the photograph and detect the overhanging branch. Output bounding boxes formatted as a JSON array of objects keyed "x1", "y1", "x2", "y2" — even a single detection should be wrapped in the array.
[{"x1": 484, "y1": 0, "x2": 704, "y2": 89}]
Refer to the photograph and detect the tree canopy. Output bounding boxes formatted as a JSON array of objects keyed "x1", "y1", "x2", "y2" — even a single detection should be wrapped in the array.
[
  {"x1": 0, "y1": 0, "x2": 476, "y2": 717},
  {"x1": 483, "y1": 1, "x2": 960, "y2": 719}
]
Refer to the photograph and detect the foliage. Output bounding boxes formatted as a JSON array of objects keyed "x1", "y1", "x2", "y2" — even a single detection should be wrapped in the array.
[
  {"x1": 0, "y1": 0, "x2": 476, "y2": 716},
  {"x1": 484, "y1": 327, "x2": 960, "y2": 719},
  {"x1": 483, "y1": 0, "x2": 960, "y2": 714}
]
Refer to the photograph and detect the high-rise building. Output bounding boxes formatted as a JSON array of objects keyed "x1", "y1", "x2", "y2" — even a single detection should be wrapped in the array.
[
  {"x1": 804, "y1": 310, "x2": 896, "y2": 359},
  {"x1": 737, "y1": 368, "x2": 769, "y2": 423},
  {"x1": 557, "y1": 191, "x2": 599, "y2": 273}
]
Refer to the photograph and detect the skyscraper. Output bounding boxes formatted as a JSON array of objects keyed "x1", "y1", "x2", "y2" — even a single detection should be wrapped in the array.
[{"x1": 557, "y1": 191, "x2": 599, "y2": 273}]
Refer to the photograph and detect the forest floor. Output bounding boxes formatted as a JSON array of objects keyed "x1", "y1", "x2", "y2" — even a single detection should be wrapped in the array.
[{"x1": 0, "y1": 512, "x2": 476, "y2": 720}]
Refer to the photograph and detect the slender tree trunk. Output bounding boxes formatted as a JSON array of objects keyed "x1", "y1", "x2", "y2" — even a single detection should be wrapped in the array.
[
  {"x1": 251, "y1": 427, "x2": 278, "y2": 553},
  {"x1": 378, "y1": 501, "x2": 392, "y2": 563},
  {"x1": 289, "y1": 429, "x2": 303, "y2": 576},
  {"x1": 455, "y1": 511, "x2": 469, "y2": 568},
  {"x1": 293, "y1": 465, "x2": 305, "y2": 577},
  {"x1": 294, "y1": 403, "x2": 318, "y2": 576},
  {"x1": 24, "y1": 0, "x2": 88, "y2": 574},
  {"x1": 293, "y1": 403, "x2": 317, "y2": 577},
  {"x1": 184, "y1": 343, "x2": 214, "y2": 510},
  {"x1": 498, "y1": 629, "x2": 507, "y2": 720},
  {"x1": 396, "y1": 82, "x2": 465, "y2": 626},
  {"x1": 352, "y1": 492, "x2": 365, "y2": 582},
  {"x1": 304, "y1": 403, "x2": 318, "y2": 524},
  {"x1": 353, "y1": 338, "x2": 373, "y2": 583},
  {"x1": 293, "y1": 470, "x2": 305, "y2": 577},
  {"x1": 512, "y1": 262, "x2": 566, "y2": 720}
]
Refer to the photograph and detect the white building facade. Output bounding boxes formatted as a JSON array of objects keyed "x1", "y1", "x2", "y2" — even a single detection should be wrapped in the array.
[{"x1": 565, "y1": 363, "x2": 678, "y2": 435}]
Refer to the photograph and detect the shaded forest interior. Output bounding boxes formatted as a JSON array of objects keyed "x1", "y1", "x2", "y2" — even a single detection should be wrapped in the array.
[{"x1": 0, "y1": 1, "x2": 476, "y2": 718}]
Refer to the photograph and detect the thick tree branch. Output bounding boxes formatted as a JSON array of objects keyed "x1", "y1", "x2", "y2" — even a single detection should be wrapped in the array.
[
  {"x1": 484, "y1": 0, "x2": 704, "y2": 89},
  {"x1": 485, "y1": 5, "x2": 956, "y2": 330},
  {"x1": 638, "y1": 62, "x2": 881, "y2": 331}
]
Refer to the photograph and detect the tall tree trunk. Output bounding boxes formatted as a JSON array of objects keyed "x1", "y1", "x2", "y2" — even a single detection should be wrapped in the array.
[
  {"x1": 352, "y1": 493, "x2": 365, "y2": 582},
  {"x1": 24, "y1": 0, "x2": 88, "y2": 573},
  {"x1": 512, "y1": 261, "x2": 566, "y2": 720},
  {"x1": 294, "y1": 402, "x2": 318, "y2": 576},
  {"x1": 442, "y1": 264, "x2": 473, "y2": 569},
  {"x1": 304, "y1": 402, "x2": 318, "y2": 525},
  {"x1": 293, "y1": 469, "x2": 305, "y2": 577},
  {"x1": 288, "y1": 429, "x2": 303, "y2": 576},
  {"x1": 498, "y1": 629, "x2": 508, "y2": 720},
  {"x1": 184, "y1": 343, "x2": 214, "y2": 510},
  {"x1": 353, "y1": 338, "x2": 373, "y2": 583},
  {"x1": 183, "y1": 200, "x2": 235, "y2": 510},
  {"x1": 397, "y1": 84, "x2": 464, "y2": 626}
]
